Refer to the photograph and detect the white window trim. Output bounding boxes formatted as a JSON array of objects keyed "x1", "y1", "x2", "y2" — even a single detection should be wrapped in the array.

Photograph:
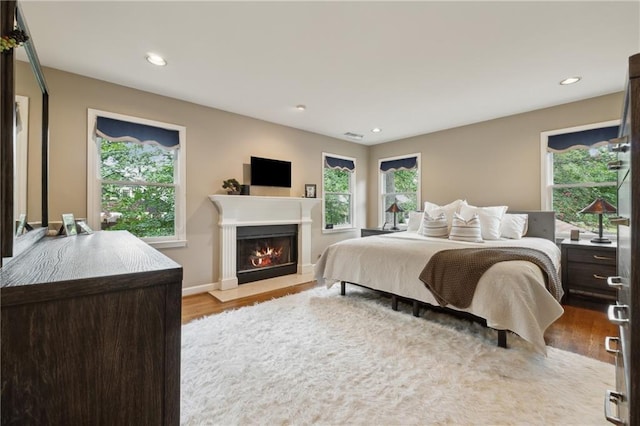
[
  {"x1": 87, "y1": 109, "x2": 187, "y2": 248},
  {"x1": 539, "y1": 119, "x2": 619, "y2": 239},
  {"x1": 378, "y1": 153, "x2": 421, "y2": 228},
  {"x1": 321, "y1": 152, "x2": 357, "y2": 233}
]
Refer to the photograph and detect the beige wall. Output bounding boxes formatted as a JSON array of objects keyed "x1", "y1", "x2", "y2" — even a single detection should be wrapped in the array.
[
  {"x1": 367, "y1": 93, "x2": 623, "y2": 227},
  {"x1": 21, "y1": 65, "x2": 367, "y2": 291},
  {"x1": 17, "y1": 62, "x2": 623, "y2": 292}
]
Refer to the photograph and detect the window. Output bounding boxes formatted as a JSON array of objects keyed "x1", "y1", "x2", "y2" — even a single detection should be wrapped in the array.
[
  {"x1": 87, "y1": 110, "x2": 186, "y2": 248},
  {"x1": 322, "y1": 153, "x2": 356, "y2": 231},
  {"x1": 379, "y1": 154, "x2": 421, "y2": 227},
  {"x1": 541, "y1": 121, "x2": 619, "y2": 239}
]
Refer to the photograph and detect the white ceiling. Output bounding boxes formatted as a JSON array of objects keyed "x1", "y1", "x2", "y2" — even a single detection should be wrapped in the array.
[{"x1": 19, "y1": 1, "x2": 640, "y2": 145}]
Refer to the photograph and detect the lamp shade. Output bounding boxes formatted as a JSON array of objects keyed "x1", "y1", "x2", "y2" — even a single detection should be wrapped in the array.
[
  {"x1": 578, "y1": 197, "x2": 616, "y2": 244},
  {"x1": 578, "y1": 198, "x2": 617, "y2": 215},
  {"x1": 386, "y1": 202, "x2": 403, "y2": 213}
]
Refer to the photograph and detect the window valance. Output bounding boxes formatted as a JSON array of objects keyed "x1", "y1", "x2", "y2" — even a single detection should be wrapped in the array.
[
  {"x1": 547, "y1": 125, "x2": 619, "y2": 153},
  {"x1": 380, "y1": 156, "x2": 418, "y2": 172},
  {"x1": 96, "y1": 116, "x2": 180, "y2": 149},
  {"x1": 325, "y1": 156, "x2": 355, "y2": 172}
]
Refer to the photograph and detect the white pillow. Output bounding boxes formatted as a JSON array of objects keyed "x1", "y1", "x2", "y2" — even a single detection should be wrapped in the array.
[
  {"x1": 449, "y1": 213, "x2": 483, "y2": 243},
  {"x1": 406, "y1": 211, "x2": 423, "y2": 232},
  {"x1": 459, "y1": 204, "x2": 507, "y2": 240},
  {"x1": 420, "y1": 212, "x2": 448, "y2": 238},
  {"x1": 500, "y1": 213, "x2": 529, "y2": 239},
  {"x1": 422, "y1": 199, "x2": 467, "y2": 232}
]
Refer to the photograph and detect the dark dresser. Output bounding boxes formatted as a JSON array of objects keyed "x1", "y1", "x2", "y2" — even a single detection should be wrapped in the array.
[
  {"x1": 0, "y1": 231, "x2": 183, "y2": 425},
  {"x1": 604, "y1": 53, "x2": 639, "y2": 426}
]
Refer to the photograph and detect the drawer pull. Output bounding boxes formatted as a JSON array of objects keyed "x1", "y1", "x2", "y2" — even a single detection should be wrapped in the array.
[
  {"x1": 610, "y1": 217, "x2": 630, "y2": 227},
  {"x1": 607, "y1": 276, "x2": 624, "y2": 289},
  {"x1": 604, "y1": 390, "x2": 625, "y2": 425},
  {"x1": 607, "y1": 304, "x2": 629, "y2": 325},
  {"x1": 604, "y1": 336, "x2": 620, "y2": 354},
  {"x1": 593, "y1": 255, "x2": 615, "y2": 261}
]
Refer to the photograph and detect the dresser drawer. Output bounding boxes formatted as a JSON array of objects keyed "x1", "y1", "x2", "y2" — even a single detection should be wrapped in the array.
[
  {"x1": 567, "y1": 263, "x2": 617, "y2": 292},
  {"x1": 567, "y1": 247, "x2": 616, "y2": 266}
]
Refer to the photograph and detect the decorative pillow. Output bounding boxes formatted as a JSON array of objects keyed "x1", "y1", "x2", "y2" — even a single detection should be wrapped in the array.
[
  {"x1": 449, "y1": 213, "x2": 483, "y2": 243},
  {"x1": 422, "y1": 199, "x2": 467, "y2": 232},
  {"x1": 420, "y1": 212, "x2": 448, "y2": 238},
  {"x1": 407, "y1": 211, "x2": 423, "y2": 232},
  {"x1": 500, "y1": 213, "x2": 529, "y2": 239},
  {"x1": 459, "y1": 204, "x2": 507, "y2": 240}
]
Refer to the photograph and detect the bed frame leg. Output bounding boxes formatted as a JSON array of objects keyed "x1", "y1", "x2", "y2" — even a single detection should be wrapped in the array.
[
  {"x1": 497, "y1": 330, "x2": 507, "y2": 348},
  {"x1": 391, "y1": 295, "x2": 398, "y2": 311},
  {"x1": 412, "y1": 300, "x2": 420, "y2": 317},
  {"x1": 340, "y1": 281, "x2": 346, "y2": 296}
]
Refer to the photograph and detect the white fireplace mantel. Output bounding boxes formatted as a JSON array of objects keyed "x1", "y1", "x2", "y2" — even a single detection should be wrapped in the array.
[{"x1": 209, "y1": 195, "x2": 321, "y2": 290}]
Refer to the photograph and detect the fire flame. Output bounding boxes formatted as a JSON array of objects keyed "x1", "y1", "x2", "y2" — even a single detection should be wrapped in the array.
[{"x1": 250, "y1": 245, "x2": 283, "y2": 267}]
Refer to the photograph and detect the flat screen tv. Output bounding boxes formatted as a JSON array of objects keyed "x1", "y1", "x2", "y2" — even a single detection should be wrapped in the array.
[{"x1": 250, "y1": 156, "x2": 292, "y2": 188}]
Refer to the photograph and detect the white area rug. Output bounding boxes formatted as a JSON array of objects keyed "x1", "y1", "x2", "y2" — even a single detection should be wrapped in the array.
[{"x1": 181, "y1": 286, "x2": 613, "y2": 425}]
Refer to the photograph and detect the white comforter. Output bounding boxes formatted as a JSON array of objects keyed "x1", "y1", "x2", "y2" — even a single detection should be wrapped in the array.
[{"x1": 314, "y1": 231, "x2": 564, "y2": 354}]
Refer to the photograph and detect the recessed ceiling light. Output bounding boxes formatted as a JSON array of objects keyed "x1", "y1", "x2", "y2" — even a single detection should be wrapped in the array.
[
  {"x1": 296, "y1": 105, "x2": 306, "y2": 111},
  {"x1": 146, "y1": 53, "x2": 167, "y2": 67},
  {"x1": 371, "y1": 128, "x2": 382, "y2": 133},
  {"x1": 559, "y1": 76, "x2": 581, "y2": 85}
]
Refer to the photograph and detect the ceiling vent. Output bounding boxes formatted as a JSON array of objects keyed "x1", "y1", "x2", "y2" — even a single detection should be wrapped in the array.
[{"x1": 344, "y1": 132, "x2": 363, "y2": 140}]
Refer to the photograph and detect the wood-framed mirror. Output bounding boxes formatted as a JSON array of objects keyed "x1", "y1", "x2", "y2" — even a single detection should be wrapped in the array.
[{"x1": 1, "y1": 0, "x2": 49, "y2": 265}]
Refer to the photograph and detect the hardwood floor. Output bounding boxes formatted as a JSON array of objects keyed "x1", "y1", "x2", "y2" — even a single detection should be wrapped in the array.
[{"x1": 182, "y1": 282, "x2": 617, "y2": 364}]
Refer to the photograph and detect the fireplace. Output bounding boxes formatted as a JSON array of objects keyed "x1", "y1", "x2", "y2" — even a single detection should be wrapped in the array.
[
  {"x1": 236, "y1": 224, "x2": 298, "y2": 284},
  {"x1": 209, "y1": 195, "x2": 320, "y2": 290}
]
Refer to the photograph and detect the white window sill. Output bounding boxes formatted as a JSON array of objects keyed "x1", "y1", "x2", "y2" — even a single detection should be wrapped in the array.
[
  {"x1": 146, "y1": 239, "x2": 187, "y2": 249},
  {"x1": 322, "y1": 227, "x2": 357, "y2": 234}
]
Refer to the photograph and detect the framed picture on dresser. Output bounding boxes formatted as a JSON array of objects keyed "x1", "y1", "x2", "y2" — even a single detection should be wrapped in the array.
[{"x1": 61, "y1": 213, "x2": 77, "y2": 236}]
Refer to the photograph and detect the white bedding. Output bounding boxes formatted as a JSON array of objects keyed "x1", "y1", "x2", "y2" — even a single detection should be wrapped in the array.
[{"x1": 314, "y1": 231, "x2": 564, "y2": 354}]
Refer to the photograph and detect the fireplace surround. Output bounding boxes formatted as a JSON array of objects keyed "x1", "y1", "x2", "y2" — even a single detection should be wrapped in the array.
[{"x1": 209, "y1": 195, "x2": 320, "y2": 290}]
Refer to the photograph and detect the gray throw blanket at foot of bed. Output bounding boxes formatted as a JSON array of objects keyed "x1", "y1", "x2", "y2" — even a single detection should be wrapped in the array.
[{"x1": 418, "y1": 247, "x2": 562, "y2": 309}]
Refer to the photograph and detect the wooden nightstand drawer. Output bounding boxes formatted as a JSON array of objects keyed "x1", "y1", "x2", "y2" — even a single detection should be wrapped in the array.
[
  {"x1": 567, "y1": 263, "x2": 616, "y2": 292},
  {"x1": 567, "y1": 247, "x2": 616, "y2": 266}
]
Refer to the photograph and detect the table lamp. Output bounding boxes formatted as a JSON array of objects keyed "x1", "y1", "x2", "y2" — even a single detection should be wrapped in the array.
[
  {"x1": 578, "y1": 198, "x2": 617, "y2": 244},
  {"x1": 386, "y1": 202, "x2": 404, "y2": 231}
]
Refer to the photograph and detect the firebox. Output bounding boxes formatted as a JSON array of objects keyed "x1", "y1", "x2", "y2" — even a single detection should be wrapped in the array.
[{"x1": 236, "y1": 224, "x2": 298, "y2": 284}]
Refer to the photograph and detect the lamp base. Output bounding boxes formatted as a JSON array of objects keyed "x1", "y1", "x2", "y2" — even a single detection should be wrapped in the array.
[
  {"x1": 590, "y1": 237, "x2": 612, "y2": 244},
  {"x1": 390, "y1": 226, "x2": 399, "y2": 231}
]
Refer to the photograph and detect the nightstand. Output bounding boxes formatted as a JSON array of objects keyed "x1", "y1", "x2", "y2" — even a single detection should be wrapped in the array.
[
  {"x1": 360, "y1": 228, "x2": 406, "y2": 237},
  {"x1": 560, "y1": 239, "x2": 617, "y2": 302}
]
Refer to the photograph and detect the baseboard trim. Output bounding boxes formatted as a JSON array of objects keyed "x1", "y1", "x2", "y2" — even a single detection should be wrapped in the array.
[{"x1": 182, "y1": 282, "x2": 217, "y2": 297}]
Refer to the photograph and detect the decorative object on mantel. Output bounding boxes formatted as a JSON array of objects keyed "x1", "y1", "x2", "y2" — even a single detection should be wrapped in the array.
[
  {"x1": 222, "y1": 178, "x2": 241, "y2": 195},
  {"x1": 0, "y1": 28, "x2": 29, "y2": 53},
  {"x1": 578, "y1": 197, "x2": 617, "y2": 243},
  {"x1": 304, "y1": 184, "x2": 316, "y2": 198}
]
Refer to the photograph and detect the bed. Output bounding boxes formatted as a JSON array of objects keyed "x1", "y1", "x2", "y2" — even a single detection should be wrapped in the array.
[{"x1": 314, "y1": 210, "x2": 564, "y2": 355}]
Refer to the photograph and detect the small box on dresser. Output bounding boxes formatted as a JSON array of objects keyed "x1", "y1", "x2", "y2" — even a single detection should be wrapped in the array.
[{"x1": 560, "y1": 238, "x2": 617, "y2": 301}]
